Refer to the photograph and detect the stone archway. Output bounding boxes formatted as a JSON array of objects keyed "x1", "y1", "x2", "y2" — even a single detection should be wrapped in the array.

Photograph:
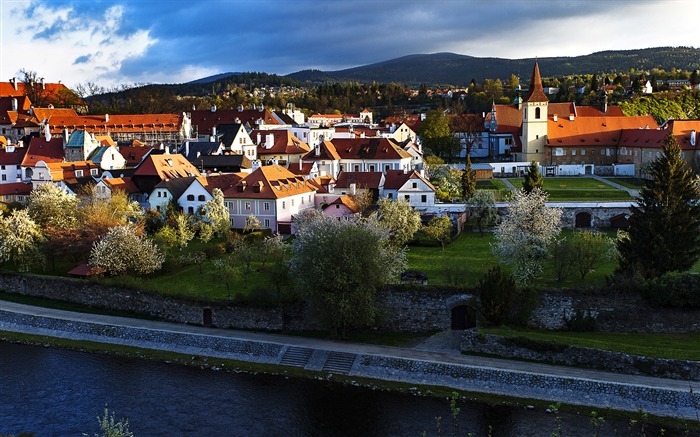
[
  {"x1": 450, "y1": 304, "x2": 476, "y2": 330},
  {"x1": 575, "y1": 211, "x2": 592, "y2": 228}
]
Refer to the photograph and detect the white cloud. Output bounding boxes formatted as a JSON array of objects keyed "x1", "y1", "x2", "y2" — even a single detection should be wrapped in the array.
[{"x1": 0, "y1": 0, "x2": 157, "y2": 88}]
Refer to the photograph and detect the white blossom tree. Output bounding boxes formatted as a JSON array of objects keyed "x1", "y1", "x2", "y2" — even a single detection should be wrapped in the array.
[
  {"x1": 467, "y1": 190, "x2": 499, "y2": 235},
  {"x1": 89, "y1": 225, "x2": 164, "y2": 275},
  {"x1": 492, "y1": 188, "x2": 561, "y2": 285},
  {"x1": 202, "y1": 188, "x2": 230, "y2": 236},
  {"x1": 0, "y1": 210, "x2": 44, "y2": 272},
  {"x1": 377, "y1": 198, "x2": 421, "y2": 247},
  {"x1": 27, "y1": 183, "x2": 79, "y2": 229}
]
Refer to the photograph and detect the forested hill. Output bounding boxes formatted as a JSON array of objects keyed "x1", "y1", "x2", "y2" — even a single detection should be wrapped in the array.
[{"x1": 286, "y1": 47, "x2": 700, "y2": 86}]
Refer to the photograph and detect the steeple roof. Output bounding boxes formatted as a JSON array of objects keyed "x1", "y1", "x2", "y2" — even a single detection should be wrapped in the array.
[{"x1": 524, "y1": 63, "x2": 549, "y2": 103}]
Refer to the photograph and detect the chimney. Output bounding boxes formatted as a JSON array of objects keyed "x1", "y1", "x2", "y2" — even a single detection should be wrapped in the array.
[
  {"x1": 41, "y1": 78, "x2": 45, "y2": 90},
  {"x1": 315, "y1": 144, "x2": 320, "y2": 156},
  {"x1": 602, "y1": 94, "x2": 608, "y2": 114},
  {"x1": 403, "y1": 168, "x2": 408, "y2": 174},
  {"x1": 238, "y1": 105, "x2": 244, "y2": 112},
  {"x1": 44, "y1": 121, "x2": 51, "y2": 142},
  {"x1": 266, "y1": 133, "x2": 274, "y2": 149},
  {"x1": 10, "y1": 77, "x2": 18, "y2": 90},
  {"x1": 211, "y1": 105, "x2": 217, "y2": 112},
  {"x1": 299, "y1": 159, "x2": 303, "y2": 171},
  {"x1": 11, "y1": 98, "x2": 17, "y2": 112},
  {"x1": 553, "y1": 114, "x2": 558, "y2": 122},
  {"x1": 257, "y1": 133, "x2": 261, "y2": 144},
  {"x1": 185, "y1": 141, "x2": 190, "y2": 157},
  {"x1": 691, "y1": 130, "x2": 697, "y2": 147},
  {"x1": 105, "y1": 113, "x2": 109, "y2": 123},
  {"x1": 63, "y1": 128, "x2": 69, "y2": 148},
  {"x1": 350, "y1": 182, "x2": 356, "y2": 196}
]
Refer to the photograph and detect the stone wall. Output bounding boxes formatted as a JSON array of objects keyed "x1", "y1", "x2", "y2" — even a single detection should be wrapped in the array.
[
  {"x1": 496, "y1": 205, "x2": 632, "y2": 228},
  {"x1": 461, "y1": 330, "x2": 700, "y2": 381}
]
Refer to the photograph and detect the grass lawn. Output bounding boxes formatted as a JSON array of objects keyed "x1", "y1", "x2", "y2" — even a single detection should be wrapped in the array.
[
  {"x1": 507, "y1": 177, "x2": 633, "y2": 201},
  {"x1": 604, "y1": 177, "x2": 647, "y2": 190},
  {"x1": 479, "y1": 327, "x2": 700, "y2": 361}
]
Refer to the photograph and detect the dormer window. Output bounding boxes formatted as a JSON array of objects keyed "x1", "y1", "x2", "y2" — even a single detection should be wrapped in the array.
[{"x1": 75, "y1": 170, "x2": 83, "y2": 177}]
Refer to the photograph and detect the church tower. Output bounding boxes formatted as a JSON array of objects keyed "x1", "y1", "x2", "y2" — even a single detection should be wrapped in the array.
[{"x1": 520, "y1": 63, "x2": 548, "y2": 163}]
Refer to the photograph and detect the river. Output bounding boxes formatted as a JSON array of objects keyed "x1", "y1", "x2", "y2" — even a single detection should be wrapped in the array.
[{"x1": 0, "y1": 341, "x2": 685, "y2": 436}]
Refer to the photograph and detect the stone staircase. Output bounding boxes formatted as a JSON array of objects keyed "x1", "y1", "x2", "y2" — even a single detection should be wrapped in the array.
[
  {"x1": 321, "y1": 351, "x2": 356, "y2": 374},
  {"x1": 279, "y1": 346, "x2": 313, "y2": 367}
]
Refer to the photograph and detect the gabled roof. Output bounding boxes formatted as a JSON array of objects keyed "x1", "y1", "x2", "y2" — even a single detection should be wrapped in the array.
[
  {"x1": 307, "y1": 175, "x2": 336, "y2": 194},
  {"x1": 118, "y1": 145, "x2": 153, "y2": 166},
  {"x1": 217, "y1": 123, "x2": 248, "y2": 149},
  {"x1": 133, "y1": 153, "x2": 201, "y2": 179},
  {"x1": 524, "y1": 63, "x2": 549, "y2": 103},
  {"x1": 383, "y1": 169, "x2": 435, "y2": 191},
  {"x1": 252, "y1": 129, "x2": 311, "y2": 155},
  {"x1": 0, "y1": 96, "x2": 32, "y2": 124},
  {"x1": 323, "y1": 195, "x2": 360, "y2": 213},
  {"x1": 271, "y1": 111, "x2": 296, "y2": 125},
  {"x1": 618, "y1": 120, "x2": 700, "y2": 150},
  {"x1": 180, "y1": 141, "x2": 221, "y2": 161},
  {"x1": 44, "y1": 113, "x2": 182, "y2": 134},
  {"x1": 66, "y1": 130, "x2": 99, "y2": 148},
  {"x1": 95, "y1": 135, "x2": 117, "y2": 147},
  {"x1": 328, "y1": 137, "x2": 412, "y2": 160},
  {"x1": 31, "y1": 107, "x2": 79, "y2": 123},
  {"x1": 0, "y1": 145, "x2": 27, "y2": 165},
  {"x1": 189, "y1": 108, "x2": 280, "y2": 134},
  {"x1": 335, "y1": 171, "x2": 384, "y2": 190},
  {"x1": 224, "y1": 165, "x2": 315, "y2": 199},
  {"x1": 45, "y1": 160, "x2": 99, "y2": 181},
  {"x1": 302, "y1": 140, "x2": 341, "y2": 161},
  {"x1": 200, "y1": 173, "x2": 246, "y2": 194},
  {"x1": 21, "y1": 137, "x2": 64, "y2": 167},
  {"x1": 0, "y1": 80, "x2": 72, "y2": 99},
  {"x1": 101, "y1": 177, "x2": 139, "y2": 194},
  {"x1": 153, "y1": 176, "x2": 198, "y2": 199},
  {"x1": 189, "y1": 154, "x2": 252, "y2": 170}
]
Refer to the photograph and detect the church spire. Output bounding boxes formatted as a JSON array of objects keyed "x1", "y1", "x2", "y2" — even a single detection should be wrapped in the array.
[{"x1": 524, "y1": 62, "x2": 548, "y2": 103}]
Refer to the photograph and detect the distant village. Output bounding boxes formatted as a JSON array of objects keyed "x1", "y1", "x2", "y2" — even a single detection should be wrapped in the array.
[{"x1": 1, "y1": 63, "x2": 699, "y2": 234}]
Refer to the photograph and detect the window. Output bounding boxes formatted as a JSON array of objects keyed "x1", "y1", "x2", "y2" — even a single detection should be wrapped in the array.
[
  {"x1": 291, "y1": 199, "x2": 295, "y2": 207},
  {"x1": 1, "y1": 175, "x2": 5, "y2": 181},
  {"x1": 187, "y1": 194, "x2": 195, "y2": 201},
  {"x1": 591, "y1": 150, "x2": 595, "y2": 155},
  {"x1": 387, "y1": 193, "x2": 393, "y2": 199},
  {"x1": 504, "y1": 137, "x2": 513, "y2": 146},
  {"x1": 188, "y1": 207, "x2": 194, "y2": 214},
  {"x1": 412, "y1": 182, "x2": 417, "y2": 189},
  {"x1": 421, "y1": 195, "x2": 427, "y2": 203},
  {"x1": 282, "y1": 201, "x2": 286, "y2": 209},
  {"x1": 301, "y1": 197, "x2": 304, "y2": 205},
  {"x1": 264, "y1": 202, "x2": 270, "y2": 211},
  {"x1": 354, "y1": 165, "x2": 360, "y2": 171},
  {"x1": 554, "y1": 148, "x2": 564, "y2": 156},
  {"x1": 535, "y1": 107, "x2": 541, "y2": 119},
  {"x1": 264, "y1": 219, "x2": 270, "y2": 228},
  {"x1": 90, "y1": 168, "x2": 98, "y2": 176},
  {"x1": 336, "y1": 204, "x2": 340, "y2": 209},
  {"x1": 75, "y1": 170, "x2": 83, "y2": 177},
  {"x1": 198, "y1": 195, "x2": 205, "y2": 201},
  {"x1": 404, "y1": 195, "x2": 410, "y2": 201},
  {"x1": 245, "y1": 202, "x2": 251, "y2": 210},
  {"x1": 385, "y1": 165, "x2": 391, "y2": 171},
  {"x1": 581, "y1": 149, "x2": 586, "y2": 156},
  {"x1": 571, "y1": 149, "x2": 576, "y2": 156},
  {"x1": 369, "y1": 165, "x2": 375, "y2": 172}
]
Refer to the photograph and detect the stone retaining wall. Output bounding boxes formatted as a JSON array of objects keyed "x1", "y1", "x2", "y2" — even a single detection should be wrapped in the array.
[{"x1": 461, "y1": 331, "x2": 700, "y2": 381}]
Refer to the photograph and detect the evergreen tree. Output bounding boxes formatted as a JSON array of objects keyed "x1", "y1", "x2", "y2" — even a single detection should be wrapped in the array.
[
  {"x1": 461, "y1": 155, "x2": 477, "y2": 200},
  {"x1": 617, "y1": 132, "x2": 700, "y2": 279},
  {"x1": 522, "y1": 161, "x2": 544, "y2": 193}
]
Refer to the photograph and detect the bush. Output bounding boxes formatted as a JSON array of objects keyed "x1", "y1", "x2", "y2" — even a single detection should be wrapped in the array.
[
  {"x1": 477, "y1": 266, "x2": 518, "y2": 326},
  {"x1": 641, "y1": 272, "x2": 700, "y2": 308},
  {"x1": 563, "y1": 308, "x2": 598, "y2": 332}
]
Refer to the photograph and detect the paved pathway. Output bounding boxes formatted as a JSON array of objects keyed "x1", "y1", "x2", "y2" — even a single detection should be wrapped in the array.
[{"x1": 500, "y1": 178, "x2": 518, "y2": 191}]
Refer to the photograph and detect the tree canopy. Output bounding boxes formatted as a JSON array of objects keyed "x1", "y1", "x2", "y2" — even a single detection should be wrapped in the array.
[{"x1": 617, "y1": 132, "x2": 700, "y2": 279}]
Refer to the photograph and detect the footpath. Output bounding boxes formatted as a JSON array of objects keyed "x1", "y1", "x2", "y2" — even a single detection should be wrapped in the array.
[{"x1": 1, "y1": 301, "x2": 698, "y2": 420}]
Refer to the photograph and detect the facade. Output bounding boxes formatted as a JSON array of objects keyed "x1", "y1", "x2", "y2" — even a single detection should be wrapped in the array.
[
  {"x1": 0, "y1": 144, "x2": 26, "y2": 183},
  {"x1": 252, "y1": 129, "x2": 311, "y2": 167},
  {"x1": 382, "y1": 169, "x2": 435, "y2": 210}
]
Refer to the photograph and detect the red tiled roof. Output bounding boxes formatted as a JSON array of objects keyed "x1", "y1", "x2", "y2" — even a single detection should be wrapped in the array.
[
  {"x1": 189, "y1": 108, "x2": 279, "y2": 134},
  {"x1": 252, "y1": 129, "x2": 311, "y2": 155},
  {"x1": 200, "y1": 173, "x2": 245, "y2": 194},
  {"x1": 328, "y1": 138, "x2": 412, "y2": 160},
  {"x1": 21, "y1": 137, "x2": 64, "y2": 167},
  {"x1": 0, "y1": 146, "x2": 27, "y2": 165},
  {"x1": 618, "y1": 120, "x2": 700, "y2": 150},
  {"x1": 223, "y1": 165, "x2": 315, "y2": 199},
  {"x1": 383, "y1": 169, "x2": 435, "y2": 191},
  {"x1": 133, "y1": 153, "x2": 201, "y2": 179},
  {"x1": 102, "y1": 177, "x2": 139, "y2": 194},
  {"x1": 524, "y1": 63, "x2": 549, "y2": 103},
  {"x1": 46, "y1": 160, "x2": 100, "y2": 181},
  {"x1": 0, "y1": 81, "x2": 71, "y2": 99},
  {"x1": 302, "y1": 140, "x2": 342, "y2": 161},
  {"x1": 0, "y1": 182, "x2": 32, "y2": 196},
  {"x1": 323, "y1": 195, "x2": 360, "y2": 213},
  {"x1": 547, "y1": 115, "x2": 658, "y2": 146},
  {"x1": 335, "y1": 171, "x2": 384, "y2": 190},
  {"x1": 119, "y1": 145, "x2": 153, "y2": 166}
]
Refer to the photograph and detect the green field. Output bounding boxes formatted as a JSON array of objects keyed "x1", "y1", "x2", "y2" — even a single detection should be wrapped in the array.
[
  {"x1": 507, "y1": 177, "x2": 633, "y2": 201},
  {"x1": 604, "y1": 177, "x2": 646, "y2": 190}
]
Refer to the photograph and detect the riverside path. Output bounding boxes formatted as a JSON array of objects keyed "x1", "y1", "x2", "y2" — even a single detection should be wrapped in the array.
[{"x1": 1, "y1": 301, "x2": 698, "y2": 420}]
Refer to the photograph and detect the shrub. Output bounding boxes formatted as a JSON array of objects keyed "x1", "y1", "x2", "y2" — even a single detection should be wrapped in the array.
[
  {"x1": 477, "y1": 266, "x2": 518, "y2": 326},
  {"x1": 641, "y1": 272, "x2": 700, "y2": 308},
  {"x1": 563, "y1": 308, "x2": 598, "y2": 332}
]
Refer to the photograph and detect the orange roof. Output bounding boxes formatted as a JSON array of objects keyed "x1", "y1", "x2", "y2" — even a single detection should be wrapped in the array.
[
  {"x1": 102, "y1": 177, "x2": 139, "y2": 194},
  {"x1": 0, "y1": 81, "x2": 71, "y2": 99},
  {"x1": 0, "y1": 145, "x2": 27, "y2": 164},
  {"x1": 32, "y1": 107, "x2": 79, "y2": 123},
  {"x1": 0, "y1": 182, "x2": 32, "y2": 196},
  {"x1": 618, "y1": 120, "x2": 700, "y2": 150},
  {"x1": 119, "y1": 145, "x2": 153, "y2": 166},
  {"x1": 200, "y1": 173, "x2": 245, "y2": 194},
  {"x1": 328, "y1": 138, "x2": 412, "y2": 160},
  {"x1": 335, "y1": 171, "x2": 384, "y2": 190},
  {"x1": 324, "y1": 195, "x2": 360, "y2": 213},
  {"x1": 224, "y1": 165, "x2": 315, "y2": 199},
  {"x1": 133, "y1": 153, "x2": 201, "y2": 179},
  {"x1": 95, "y1": 135, "x2": 117, "y2": 147},
  {"x1": 45, "y1": 160, "x2": 99, "y2": 181},
  {"x1": 302, "y1": 140, "x2": 342, "y2": 161},
  {"x1": 252, "y1": 129, "x2": 311, "y2": 155},
  {"x1": 189, "y1": 108, "x2": 279, "y2": 134},
  {"x1": 547, "y1": 114, "x2": 658, "y2": 146},
  {"x1": 0, "y1": 96, "x2": 32, "y2": 124},
  {"x1": 21, "y1": 137, "x2": 64, "y2": 167}
]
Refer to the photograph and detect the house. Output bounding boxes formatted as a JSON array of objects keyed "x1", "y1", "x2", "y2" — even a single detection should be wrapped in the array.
[
  {"x1": 382, "y1": 169, "x2": 435, "y2": 210},
  {"x1": 88, "y1": 144, "x2": 126, "y2": 171},
  {"x1": 119, "y1": 144, "x2": 153, "y2": 168},
  {"x1": 32, "y1": 160, "x2": 101, "y2": 189},
  {"x1": 131, "y1": 152, "x2": 201, "y2": 194},
  {"x1": 93, "y1": 176, "x2": 143, "y2": 205},
  {"x1": 334, "y1": 171, "x2": 384, "y2": 201},
  {"x1": 0, "y1": 96, "x2": 32, "y2": 143},
  {"x1": 179, "y1": 141, "x2": 224, "y2": 161},
  {"x1": 222, "y1": 165, "x2": 316, "y2": 234},
  {"x1": 149, "y1": 176, "x2": 199, "y2": 213},
  {"x1": 0, "y1": 181, "x2": 32, "y2": 205},
  {"x1": 0, "y1": 143, "x2": 27, "y2": 183},
  {"x1": 217, "y1": 123, "x2": 257, "y2": 159},
  {"x1": 321, "y1": 195, "x2": 360, "y2": 221},
  {"x1": 330, "y1": 137, "x2": 413, "y2": 174},
  {"x1": 289, "y1": 125, "x2": 335, "y2": 149},
  {"x1": 301, "y1": 140, "x2": 342, "y2": 178},
  {"x1": 189, "y1": 154, "x2": 253, "y2": 175},
  {"x1": 288, "y1": 160, "x2": 320, "y2": 179},
  {"x1": 252, "y1": 129, "x2": 311, "y2": 167},
  {"x1": 188, "y1": 106, "x2": 281, "y2": 137},
  {"x1": 20, "y1": 136, "x2": 64, "y2": 181}
]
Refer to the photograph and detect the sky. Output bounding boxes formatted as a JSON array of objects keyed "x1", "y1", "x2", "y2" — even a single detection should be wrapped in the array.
[{"x1": 1, "y1": 0, "x2": 699, "y2": 89}]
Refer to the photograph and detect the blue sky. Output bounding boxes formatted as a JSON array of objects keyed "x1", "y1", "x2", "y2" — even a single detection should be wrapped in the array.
[{"x1": 1, "y1": 0, "x2": 699, "y2": 88}]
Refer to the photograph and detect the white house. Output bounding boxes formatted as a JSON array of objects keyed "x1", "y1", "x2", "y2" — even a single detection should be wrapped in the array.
[{"x1": 381, "y1": 169, "x2": 435, "y2": 211}]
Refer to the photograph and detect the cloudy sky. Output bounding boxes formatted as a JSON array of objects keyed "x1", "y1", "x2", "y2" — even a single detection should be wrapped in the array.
[{"x1": 1, "y1": 0, "x2": 698, "y2": 89}]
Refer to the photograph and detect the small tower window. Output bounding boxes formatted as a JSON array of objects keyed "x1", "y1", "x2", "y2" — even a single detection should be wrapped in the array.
[{"x1": 535, "y1": 107, "x2": 541, "y2": 119}]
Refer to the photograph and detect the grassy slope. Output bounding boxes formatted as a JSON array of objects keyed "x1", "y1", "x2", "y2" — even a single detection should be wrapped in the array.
[{"x1": 507, "y1": 177, "x2": 633, "y2": 201}]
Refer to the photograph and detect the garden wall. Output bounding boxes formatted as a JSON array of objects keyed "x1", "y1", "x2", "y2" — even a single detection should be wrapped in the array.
[{"x1": 461, "y1": 330, "x2": 700, "y2": 381}]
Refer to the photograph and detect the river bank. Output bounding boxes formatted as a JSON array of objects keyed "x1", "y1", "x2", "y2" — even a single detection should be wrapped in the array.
[{"x1": 2, "y1": 301, "x2": 699, "y2": 422}]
